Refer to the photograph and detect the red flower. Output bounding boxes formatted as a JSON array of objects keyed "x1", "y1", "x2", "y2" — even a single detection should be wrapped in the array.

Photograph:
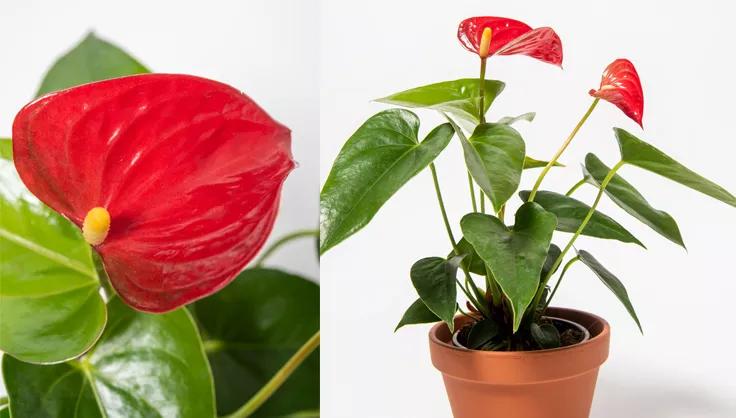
[
  {"x1": 13, "y1": 74, "x2": 295, "y2": 313},
  {"x1": 457, "y1": 17, "x2": 563, "y2": 66},
  {"x1": 589, "y1": 59, "x2": 644, "y2": 127}
]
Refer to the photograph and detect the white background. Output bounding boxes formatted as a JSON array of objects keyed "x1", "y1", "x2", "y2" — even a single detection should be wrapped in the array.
[
  {"x1": 0, "y1": 0, "x2": 319, "y2": 397},
  {"x1": 321, "y1": 1, "x2": 736, "y2": 417}
]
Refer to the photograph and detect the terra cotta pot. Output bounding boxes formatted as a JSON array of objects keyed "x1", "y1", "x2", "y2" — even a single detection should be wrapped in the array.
[{"x1": 429, "y1": 307, "x2": 610, "y2": 418}]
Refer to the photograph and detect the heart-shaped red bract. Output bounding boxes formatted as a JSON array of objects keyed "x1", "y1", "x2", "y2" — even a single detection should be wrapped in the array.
[
  {"x1": 457, "y1": 17, "x2": 563, "y2": 66},
  {"x1": 589, "y1": 59, "x2": 644, "y2": 127},
  {"x1": 12, "y1": 74, "x2": 294, "y2": 313}
]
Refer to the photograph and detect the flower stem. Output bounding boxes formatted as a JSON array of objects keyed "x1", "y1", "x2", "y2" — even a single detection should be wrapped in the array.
[
  {"x1": 467, "y1": 172, "x2": 478, "y2": 212},
  {"x1": 528, "y1": 98, "x2": 600, "y2": 201},
  {"x1": 479, "y1": 190, "x2": 486, "y2": 213},
  {"x1": 254, "y1": 229, "x2": 319, "y2": 267},
  {"x1": 543, "y1": 256, "x2": 580, "y2": 310},
  {"x1": 565, "y1": 178, "x2": 587, "y2": 197},
  {"x1": 226, "y1": 331, "x2": 320, "y2": 418},
  {"x1": 479, "y1": 58, "x2": 488, "y2": 124},
  {"x1": 429, "y1": 163, "x2": 458, "y2": 250}
]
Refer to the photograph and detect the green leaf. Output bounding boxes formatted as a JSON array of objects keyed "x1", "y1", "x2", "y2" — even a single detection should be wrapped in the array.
[
  {"x1": 0, "y1": 405, "x2": 8, "y2": 418},
  {"x1": 584, "y1": 153, "x2": 685, "y2": 248},
  {"x1": 497, "y1": 112, "x2": 535, "y2": 125},
  {"x1": 191, "y1": 268, "x2": 319, "y2": 417},
  {"x1": 466, "y1": 318, "x2": 501, "y2": 349},
  {"x1": 320, "y1": 110, "x2": 453, "y2": 253},
  {"x1": 615, "y1": 128, "x2": 736, "y2": 207},
  {"x1": 395, "y1": 298, "x2": 441, "y2": 331},
  {"x1": 0, "y1": 139, "x2": 11, "y2": 160},
  {"x1": 541, "y1": 244, "x2": 562, "y2": 279},
  {"x1": 519, "y1": 190, "x2": 644, "y2": 247},
  {"x1": 448, "y1": 237, "x2": 486, "y2": 275},
  {"x1": 0, "y1": 152, "x2": 105, "y2": 364},
  {"x1": 530, "y1": 322, "x2": 561, "y2": 349},
  {"x1": 410, "y1": 256, "x2": 463, "y2": 332},
  {"x1": 577, "y1": 249, "x2": 643, "y2": 333},
  {"x1": 376, "y1": 79, "x2": 505, "y2": 126},
  {"x1": 454, "y1": 121, "x2": 525, "y2": 213},
  {"x1": 2, "y1": 297, "x2": 216, "y2": 417},
  {"x1": 461, "y1": 203, "x2": 557, "y2": 332},
  {"x1": 36, "y1": 32, "x2": 150, "y2": 97},
  {"x1": 524, "y1": 156, "x2": 564, "y2": 169}
]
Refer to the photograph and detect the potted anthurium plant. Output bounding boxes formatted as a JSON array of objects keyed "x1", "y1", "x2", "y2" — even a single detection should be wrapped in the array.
[
  {"x1": 320, "y1": 16, "x2": 736, "y2": 418},
  {"x1": 0, "y1": 34, "x2": 319, "y2": 418}
]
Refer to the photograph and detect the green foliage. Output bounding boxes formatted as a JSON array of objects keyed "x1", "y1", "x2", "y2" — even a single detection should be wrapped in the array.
[
  {"x1": 410, "y1": 256, "x2": 464, "y2": 331},
  {"x1": 395, "y1": 299, "x2": 441, "y2": 331}
]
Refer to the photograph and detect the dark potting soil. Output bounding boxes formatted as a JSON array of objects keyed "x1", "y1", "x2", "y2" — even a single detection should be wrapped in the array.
[{"x1": 456, "y1": 317, "x2": 586, "y2": 352}]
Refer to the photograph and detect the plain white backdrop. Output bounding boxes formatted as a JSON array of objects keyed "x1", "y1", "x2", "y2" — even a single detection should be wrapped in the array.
[
  {"x1": 321, "y1": 1, "x2": 736, "y2": 417},
  {"x1": 0, "y1": 0, "x2": 319, "y2": 397}
]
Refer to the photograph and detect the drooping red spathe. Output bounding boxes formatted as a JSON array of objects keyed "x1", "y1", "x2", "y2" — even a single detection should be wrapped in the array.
[
  {"x1": 457, "y1": 16, "x2": 563, "y2": 66},
  {"x1": 589, "y1": 59, "x2": 644, "y2": 127},
  {"x1": 12, "y1": 74, "x2": 294, "y2": 313}
]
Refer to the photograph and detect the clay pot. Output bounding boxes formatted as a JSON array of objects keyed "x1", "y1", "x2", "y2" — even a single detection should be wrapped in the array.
[{"x1": 429, "y1": 307, "x2": 610, "y2": 418}]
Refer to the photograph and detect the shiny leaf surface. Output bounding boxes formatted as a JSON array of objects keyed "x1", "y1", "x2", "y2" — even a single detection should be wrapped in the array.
[
  {"x1": 541, "y1": 243, "x2": 562, "y2": 279},
  {"x1": 448, "y1": 237, "x2": 486, "y2": 275},
  {"x1": 376, "y1": 79, "x2": 505, "y2": 126},
  {"x1": 0, "y1": 149, "x2": 105, "y2": 364},
  {"x1": 457, "y1": 17, "x2": 563, "y2": 66},
  {"x1": 466, "y1": 318, "x2": 501, "y2": 349},
  {"x1": 589, "y1": 59, "x2": 643, "y2": 127},
  {"x1": 395, "y1": 298, "x2": 440, "y2": 331},
  {"x1": 615, "y1": 128, "x2": 736, "y2": 207},
  {"x1": 577, "y1": 249, "x2": 643, "y2": 333},
  {"x1": 584, "y1": 153, "x2": 685, "y2": 247},
  {"x1": 455, "y1": 121, "x2": 526, "y2": 213},
  {"x1": 13, "y1": 74, "x2": 294, "y2": 312},
  {"x1": 2, "y1": 297, "x2": 216, "y2": 417},
  {"x1": 320, "y1": 112, "x2": 453, "y2": 253},
  {"x1": 191, "y1": 268, "x2": 319, "y2": 417},
  {"x1": 519, "y1": 190, "x2": 644, "y2": 247},
  {"x1": 36, "y1": 32, "x2": 149, "y2": 97},
  {"x1": 410, "y1": 256, "x2": 463, "y2": 332},
  {"x1": 530, "y1": 322, "x2": 561, "y2": 349},
  {"x1": 461, "y1": 203, "x2": 557, "y2": 331}
]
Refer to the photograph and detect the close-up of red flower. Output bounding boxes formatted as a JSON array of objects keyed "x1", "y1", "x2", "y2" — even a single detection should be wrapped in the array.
[
  {"x1": 589, "y1": 58, "x2": 644, "y2": 127},
  {"x1": 12, "y1": 74, "x2": 295, "y2": 313},
  {"x1": 457, "y1": 16, "x2": 563, "y2": 66}
]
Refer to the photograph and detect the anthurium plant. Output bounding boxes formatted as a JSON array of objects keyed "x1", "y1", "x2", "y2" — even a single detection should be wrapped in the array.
[
  {"x1": 0, "y1": 34, "x2": 319, "y2": 418},
  {"x1": 320, "y1": 16, "x2": 736, "y2": 351}
]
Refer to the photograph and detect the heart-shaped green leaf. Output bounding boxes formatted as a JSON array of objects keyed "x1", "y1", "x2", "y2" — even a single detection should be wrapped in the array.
[
  {"x1": 461, "y1": 203, "x2": 557, "y2": 331},
  {"x1": 410, "y1": 256, "x2": 463, "y2": 332},
  {"x1": 376, "y1": 79, "x2": 505, "y2": 126},
  {"x1": 519, "y1": 190, "x2": 644, "y2": 247},
  {"x1": 191, "y1": 268, "x2": 319, "y2": 417},
  {"x1": 2, "y1": 297, "x2": 215, "y2": 417},
  {"x1": 530, "y1": 322, "x2": 561, "y2": 349},
  {"x1": 466, "y1": 318, "x2": 501, "y2": 349},
  {"x1": 584, "y1": 153, "x2": 685, "y2": 248},
  {"x1": 577, "y1": 249, "x2": 643, "y2": 333},
  {"x1": 320, "y1": 111, "x2": 453, "y2": 253},
  {"x1": 0, "y1": 148, "x2": 106, "y2": 364},
  {"x1": 454, "y1": 121, "x2": 526, "y2": 213},
  {"x1": 395, "y1": 298, "x2": 441, "y2": 331},
  {"x1": 615, "y1": 128, "x2": 736, "y2": 207},
  {"x1": 497, "y1": 112, "x2": 535, "y2": 125},
  {"x1": 36, "y1": 32, "x2": 150, "y2": 97}
]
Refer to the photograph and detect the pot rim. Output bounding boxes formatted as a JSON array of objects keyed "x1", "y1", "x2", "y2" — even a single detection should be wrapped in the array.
[
  {"x1": 430, "y1": 307, "x2": 610, "y2": 358},
  {"x1": 450, "y1": 315, "x2": 592, "y2": 350}
]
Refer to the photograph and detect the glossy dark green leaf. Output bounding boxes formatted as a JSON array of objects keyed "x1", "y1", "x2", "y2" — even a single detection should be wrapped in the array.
[
  {"x1": 585, "y1": 153, "x2": 685, "y2": 247},
  {"x1": 577, "y1": 249, "x2": 643, "y2": 333},
  {"x1": 615, "y1": 128, "x2": 736, "y2": 207},
  {"x1": 376, "y1": 79, "x2": 505, "y2": 126},
  {"x1": 36, "y1": 32, "x2": 149, "y2": 97},
  {"x1": 395, "y1": 298, "x2": 441, "y2": 331},
  {"x1": 466, "y1": 318, "x2": 501, "y2": 349},
  {"x1": 519, "y1": 190, "x2": 644, "y2": 247},
  {"x1": 497, "y1": 112, "x2": 535, "y2": 125},
  {"x1": 541, "y1": 244, "x2": 562, "y2": 279},
  {"x1": 524, "y1": 156, "x2": 563, "y2": 169},
  {"x1": 448, "y1": 237, "x2": 486, "y2": 275},
  {"x1": 410, "y1": 256, "x2": 463, "y2": 332},
  {"x1": 530, "y1": 322, "x2": 561, "y2": 349},
  {"x1": 320, "y1": 111, "x2": 453, "y2": 253},
  {"x1": 191, "y1": 268, "x2": 318, "y2": 417},
  {"x1": 461, "y1": 203, "x2": 557, "y2": 331},
  {"x1": 453, "y1": 121, "x2": 525, "y2": 212},
  {"x1": 0, "y1": 138, "x2": 11, "y2": 159},
  {"x1": 0, "y1": 150, "x2": 106, "y2": 364},
  {"x1": 2, "y1": 297, "x2": 215, "y2": 417}
]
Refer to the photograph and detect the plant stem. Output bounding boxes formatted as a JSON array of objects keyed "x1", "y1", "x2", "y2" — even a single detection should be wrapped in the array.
[
  {"x1": 467, "y1": 172, "x2": 478, "y2": 212},
  {"x1": 479, "y1": 190, "x2": 486, "y2": 213},
  {"x1": 534, "y1": 160, "x2": 625, "y2": 313},
  {"x1": 226, "y1": 331, "x2": 320, "y2": 418},
  {"x1": 254, "y1": 229, "x2": 319, "y2": 267},
  {"x1": 528, "y1": 98, "x2": 600, "y2": 201},
  {"x1": 543, "y1": 256, "x2": 580, "y2": 310},
  {"x1": 429, "y1": 163, "x2": 458, "y2": 250},
  {"x1": 479, "y1": 58, "x2": 488, "y2": 124},
  {"x1": 565, "y1": 178, "x2": 587, "y2": 197}
]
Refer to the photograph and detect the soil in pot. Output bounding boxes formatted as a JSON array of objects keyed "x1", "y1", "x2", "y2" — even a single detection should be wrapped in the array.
[{"x1": 453, "y1": 316, "x2": 590, "y2": 352}]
